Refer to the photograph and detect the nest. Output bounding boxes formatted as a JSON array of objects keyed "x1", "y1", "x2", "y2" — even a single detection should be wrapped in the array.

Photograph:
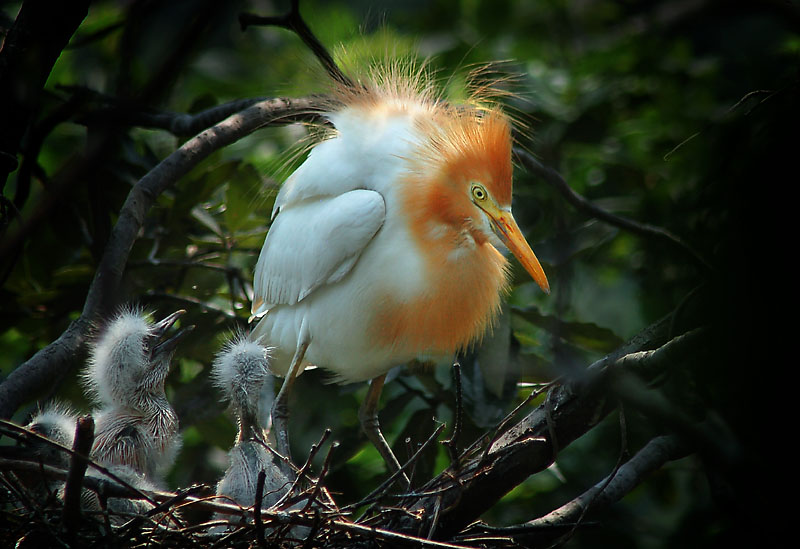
[{"x1": 1, "y1": 419, "x2": 510, "y2": 549}]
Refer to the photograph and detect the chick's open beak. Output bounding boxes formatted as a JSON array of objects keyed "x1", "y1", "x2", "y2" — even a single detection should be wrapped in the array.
[
  {"x1": 151, "y1": 310, "x2": 194, "y2": 359},
  {"x1": 486, "y1": 209, "x2": 550, "y2": 294}
]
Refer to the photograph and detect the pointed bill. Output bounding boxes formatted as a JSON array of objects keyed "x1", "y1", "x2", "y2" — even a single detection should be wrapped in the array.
[
  {"x1": 487, "y1": 209, "x2": 550, "y2": 294},
  {"x1": 150, "y1": 310, "x2": 193, "y2": 358},
  {"x1": 151, "y1": 309, "x2": 186, "y2": 339}
]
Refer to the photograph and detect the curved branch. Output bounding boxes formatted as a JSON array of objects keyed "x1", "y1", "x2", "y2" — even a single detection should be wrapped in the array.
[
  {"x1": 513, "y1": 434, "x2": 689, "y2": 547},
  {"x1": 0, "y1": 96, "x2": 323, "y2": 419},
  {"x1": 55, "y1": 85, "x2": 309, "y2": 137}
]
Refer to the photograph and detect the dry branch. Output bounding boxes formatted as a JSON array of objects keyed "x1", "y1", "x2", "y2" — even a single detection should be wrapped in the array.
[
  {"x1": 518, "y1": 434, "x2": 689, "y2": 546},
  {"x1": 380, "y1": 319, "x2": 708, "y2": 539}
]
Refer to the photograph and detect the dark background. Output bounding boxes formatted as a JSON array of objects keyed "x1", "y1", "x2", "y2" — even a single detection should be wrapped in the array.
[{"x1": 2, "y1": 1, "x2": 794, "y2": 546}]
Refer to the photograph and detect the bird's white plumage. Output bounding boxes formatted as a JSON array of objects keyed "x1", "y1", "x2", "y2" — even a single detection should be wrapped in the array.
[
  {"x1": 253, "y1": 190, "x2": 386, "y2": 313},
  {"x1": 251, "y1": 108, "x2": 435, "y2": 382},
  {"x1": 270, "y1": 109, "x2": 425, "y2": 216}
]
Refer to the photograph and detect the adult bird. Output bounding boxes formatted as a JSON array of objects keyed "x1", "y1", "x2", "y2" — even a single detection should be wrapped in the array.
[
  {"x1": 250, "y1": 64, "x2": 550, "y2": 475},
  {"x1": 82, "y1": 308, "x2": 190, "y2": 483},
  {"x1": 211, "y1": 335, "x2": 291, "y2": 509}
]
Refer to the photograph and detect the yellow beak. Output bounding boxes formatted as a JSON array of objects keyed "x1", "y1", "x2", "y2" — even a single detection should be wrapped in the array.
[{"x1": 486, "y1": 208, "x2": 550, "y2": 294}]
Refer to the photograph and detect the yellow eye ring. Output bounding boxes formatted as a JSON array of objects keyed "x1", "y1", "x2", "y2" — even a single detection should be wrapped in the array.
[{"x1": 471, "y1": 183, "x2": 487, "y2": 202}]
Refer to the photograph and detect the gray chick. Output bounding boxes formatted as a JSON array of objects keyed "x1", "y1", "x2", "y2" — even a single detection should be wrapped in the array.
[
  {"x1": 212, "y1": 335, "x2": 291, "y2": 510},
  {"x1": 83, "y1": 308, "x2": 190, "y2": 483}
]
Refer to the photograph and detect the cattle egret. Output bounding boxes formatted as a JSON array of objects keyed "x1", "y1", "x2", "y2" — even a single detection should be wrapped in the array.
[
  {"x1": 82, "y1": 309, "x2": 190, "y2": 482},
  {"x1": 212, "y1": 335, "x2": 291, "y2": 508},
  {"x1": 251, "y1": 64, "x2": 550, "y2": 475}
]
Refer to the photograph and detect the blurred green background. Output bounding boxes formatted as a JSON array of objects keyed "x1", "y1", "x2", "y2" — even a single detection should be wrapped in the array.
[{"x1": 2, "y1": 0, "x2": 794, "y2": 546}]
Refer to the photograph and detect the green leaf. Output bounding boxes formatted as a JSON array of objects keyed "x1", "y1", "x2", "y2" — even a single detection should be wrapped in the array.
[{"x1": 513, "y1": 305, "x2": 624, "y2": 354}]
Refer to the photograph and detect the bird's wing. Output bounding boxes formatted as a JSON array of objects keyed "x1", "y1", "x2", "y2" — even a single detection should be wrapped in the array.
[{"x1": 252, "y1": 189, "x2": 386, "y2": 315}]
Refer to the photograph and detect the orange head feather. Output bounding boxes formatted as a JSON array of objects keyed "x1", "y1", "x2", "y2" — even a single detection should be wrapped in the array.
[{"x1": 328, "y1": 59, "x2": 548, "y2": 299}]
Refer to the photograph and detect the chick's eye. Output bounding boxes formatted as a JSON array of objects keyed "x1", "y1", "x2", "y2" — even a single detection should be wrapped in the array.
[{"x1": 471, "y1": 184, "x2": 487, "y2": 202}]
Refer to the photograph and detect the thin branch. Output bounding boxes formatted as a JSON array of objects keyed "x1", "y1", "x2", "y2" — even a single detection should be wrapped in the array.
[
  {"x1": 381, "y1": 317, "x2": 705, "y2": 538},
  {"x1": 143, "y1": 291, "x2": 246, "y2": 325},
  {"x1": 441, "y1": 361, "x2": 463, "y2": 469},
  {"x1": 517, "y1": 434, "x2": 688, "y2": 547},
  {"x1": 514, "y1": 147, "x2": 712, "y2": 273},
  {"x1": 56, "y1": 84, "x2": 311, "y2": 137},
  {"x1": 239, "y1": 0, "x2": 353, "y2": 88},
  {"x1": 301, "y1": 441, "x2": 338, "y2": 514},
  {"x1": 559, "y1": 405, "x2": 630, "y2": 546},
  {"x1": 272, "y1": 428, "x2": 331, "y2": 510},
  {"x1": 254, "y1": 471, "x2": 268, "y2": 548},
  {"x1": 60, "y1": 415, "x2": 95, "y2": 533},
  {"x1": 348, "y1": 423, "x2": 446, "y2": 515}
]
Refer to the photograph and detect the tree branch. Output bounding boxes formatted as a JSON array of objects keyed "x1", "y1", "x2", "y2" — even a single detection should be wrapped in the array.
[
  {"x1": 492, "y1": 434, "x2": 689, "y2": 547},
  {"x1": 381, "y1": 318, "x2": 708, "y2": 538},
  {"x1": 239, "y1": 0, "x2": 353, "y2": 88},
  {"x1": 513, "y1": 147, "x2": 712, "y2": 273},
  {"x1": 0, "y1": 0, "x2": 90, "y2": 186},
  {"x1": 0, "y1": 96, "x2": 322, "y2": 419}
]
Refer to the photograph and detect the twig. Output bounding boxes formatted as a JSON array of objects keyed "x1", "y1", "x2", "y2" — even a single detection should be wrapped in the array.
[
  {"x1": 116, "y1": 484, "x2": 203, "y2": 537},
  {"x1": 60, "y1": 415, "x2": 94, "y2": 534},
  {"x1": 56, "y1": 85, "x2": 274, "y2": 136},
  {"x1": 560, "y1": 405, "x2": 629, "y2": 545},
  {"x1": 514, "y1": 147, "x2": 712, "y2": 273},
  {"x1": 239, "y1": 0, "x2": 353, "y2": 88},
  {"x1": 254, "y1": 470, "x2": 268, "y2": 548},
  {"x1": 441, "y1": 361, "x2": 463, "y2": 469},
  {"x1": 144, "y1": 291, "x2": 245, "y2": 325},
  {"x1": 474, "y1": 381, "x2": 554, "y2": 464},
  {"x1": 272, "y1": 429, "x2": 331, "y2": 510},
  {"x1": 519, "y1": 434, "x2": 688, "y2": 547},
  {"x1": 348, "y1": 423, "x2": 445, "y2": 515},
  {"x1": 427, "y1": 495, "x2": 443, "y2": 540},
  {"x1": 301, "y1": 441, "x2": 338, "y2": 514},
  {"x1": 332, "y1": 520, "x2": 480, "y2": 549},
  {"x1": 543, "y1": 387, "x2": 559, "y2": 462}
]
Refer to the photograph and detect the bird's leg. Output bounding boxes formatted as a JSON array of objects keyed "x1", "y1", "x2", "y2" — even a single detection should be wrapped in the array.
[
  {"x1": 271, "y1": 323, "x2": 310, "y2": 468},
  {"x1": 359, "y1": 374, "x2": 410, "y2": 486}
]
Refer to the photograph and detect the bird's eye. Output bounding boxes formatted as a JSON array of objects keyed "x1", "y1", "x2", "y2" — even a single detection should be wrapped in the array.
[{"x1": 471, "y1": 184, "x2": 487, "y2": 202}]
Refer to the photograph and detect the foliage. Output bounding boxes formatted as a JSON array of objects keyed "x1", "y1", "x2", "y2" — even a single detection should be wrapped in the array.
[{"x1": 1, "y1": 0, "x2": 793, "y2": 547}]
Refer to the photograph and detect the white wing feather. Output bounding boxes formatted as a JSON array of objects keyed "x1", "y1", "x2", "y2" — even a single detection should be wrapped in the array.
[{"x1": 252, "y1": 189, "x2": 385, "y2": 315}]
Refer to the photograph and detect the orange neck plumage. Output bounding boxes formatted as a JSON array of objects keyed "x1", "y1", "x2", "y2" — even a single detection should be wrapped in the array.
[
  {"x1": 372, "y1": 115, "x2": 513, "y2": 355},
  {"x1": 340, "y1": 72, "x2": 517, "y2": 356}
]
